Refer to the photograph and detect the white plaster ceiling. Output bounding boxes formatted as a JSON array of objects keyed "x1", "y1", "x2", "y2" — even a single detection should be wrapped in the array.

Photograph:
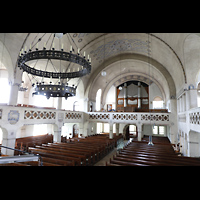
[{"x1": 0, "y1": 33, "x2": 199, "y2": 101}]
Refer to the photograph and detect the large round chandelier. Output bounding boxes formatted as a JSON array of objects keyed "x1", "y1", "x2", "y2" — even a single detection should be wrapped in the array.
[
  {"x1": 32, "y1": 83, "x2": 76, "y2": 100},
  {"x1": 17, "y1": 33, "x2": 91, "y2": 99}
]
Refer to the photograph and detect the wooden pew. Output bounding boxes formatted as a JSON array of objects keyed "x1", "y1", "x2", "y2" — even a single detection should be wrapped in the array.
[
  {"x1": 52, "y1": 143, "x2": 100, "y2": 161},
  {"x1": 110, "y1": 158, "x2": 150, "y2": 166},
  {"x1": 107, "y1": 136, "x2": 200, "y2": 166},
  {"x1": 15, "y1": 134, "x2": 53, "y2": 154},
  {"x1": 35, "y1": 145, "x2": 90, "y2": 165},
  {"x1": 116, "y1": 152, "x2": 197, "y2": 166},
  {"x1": 55, "y1": 141, "x2": 105, "y2": 160},
  {"x1": 20, "y1": 161, "x2": 62, "y2": 166},
  {"x1": 0, "y1": 162, "x2": 30, "y2": 166},
  {"x1": 43, "y1": 144, "x2": 95, "y2": 164},
  {"x1": 29, "y1": 147, "x2": 82, "y2": 166},
  {"x1": 120, "y1": 149, "x2": 200, "y2": 166},
  {"x1": 41, "y1": 157, "x2": 75, "y2": 166}
]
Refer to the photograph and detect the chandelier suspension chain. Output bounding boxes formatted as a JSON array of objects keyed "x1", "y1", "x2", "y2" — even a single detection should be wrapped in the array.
[{"x1": 17, "y1": 33, "x2": 92, "y2": 99}]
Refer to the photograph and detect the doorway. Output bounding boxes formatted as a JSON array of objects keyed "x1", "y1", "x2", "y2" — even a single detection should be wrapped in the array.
[
  {"x1": 73, "y1": 124, "x2": 79, "y2": 138},
  {"x1": 124, "y1": 124, "x2": 138, "y2": 140}
]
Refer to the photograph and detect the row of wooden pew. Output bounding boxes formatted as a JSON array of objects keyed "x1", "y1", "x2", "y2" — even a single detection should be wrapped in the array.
[
  {"x1": 106, "y1": 136, "x2": 200, "y2": 166},
  {"x1": 14, "y1": 134, "x2": 53, "y2": 155},
  {"x1": 1, "y1": 134, "x2": 123, "y2": 166},
  {"x1": 28, "y1": 134, "x2": 122, "y2": 166}
]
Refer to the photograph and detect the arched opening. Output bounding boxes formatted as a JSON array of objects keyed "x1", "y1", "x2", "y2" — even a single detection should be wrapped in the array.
[
  {"x1": 116, "y1": 80, "x2": 149, "y2": 112},
  {"x1": 152, "y1": 96, "x2": 164, "y2": 109},
  {"x1": 0, "y1": 58, "x2": 11, "y2": 104},
  {"x1": 0, "y1": 127, "x2": 3, "y2": 144},
  {"x1": 73, "y1": 101, "x2": 79, "y2": 111},
  {"x1": 29, "y1": 86, "x2": 54, "y2": 107},
  {"x1": 96, "y1": 89, "x2": 102, "y2": 111},
  {"x1": 123, "y1": 124, "x2": 138, "y2": 140},
  {"x1": 0, "y1": 77, "x2": 10, "y2": 104},
  {"x1": 197, "y1": 82, "x2": 200, "y2": 107},
  {"x1": 33, "y1": 124, "x2": 48, "y2": 136},
  {"x1": 73, "y1": 124, "x2": 79, "y2": 138}
]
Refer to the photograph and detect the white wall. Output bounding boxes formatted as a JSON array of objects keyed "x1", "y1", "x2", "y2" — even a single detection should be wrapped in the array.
[
  {"x1": 149, "y1": 82, "x2": 164, "y2": 109},
  {"x1": 16, "y1": 124, "x2": 54, "y2": 138},
  {"x1": 105, "y1": 85, "x2": 116, "y2": 110}
]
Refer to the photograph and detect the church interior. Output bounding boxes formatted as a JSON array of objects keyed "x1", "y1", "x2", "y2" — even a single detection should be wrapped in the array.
[{"x1": 0, "y1": 33, "x2": 200, "y2": 166}]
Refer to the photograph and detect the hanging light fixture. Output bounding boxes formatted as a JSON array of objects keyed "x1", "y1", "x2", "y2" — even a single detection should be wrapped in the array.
[
  {"x1": 32, "y1": 83, "x2": 76, "y2": 100},
  {"x1": 119, "y1": 86, "x2": 123, "y2": 90},
  {"x1": 101, "y1": 35, "x2": 107, "y2": 77},
  {"x1": 147, "y1": 33, "x2": 154, "y2": 146},
  {"x1": 101, "y1": 70, "x2": 107, "y2": 77},
  {"x1": 17, "y1": 33, "x2": 91, "y2": 99}
]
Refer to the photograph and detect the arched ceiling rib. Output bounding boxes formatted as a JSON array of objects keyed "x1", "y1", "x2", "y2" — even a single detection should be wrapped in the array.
[
  {"x1": 87, "y1": 53, "x2": 176, "y2": 101},
  {"x1": 1, "y1": 33, "x2": 198, "y2": 100},
  {"x1": 71, "y1": 33, "x2": 187, "y2": 84}
]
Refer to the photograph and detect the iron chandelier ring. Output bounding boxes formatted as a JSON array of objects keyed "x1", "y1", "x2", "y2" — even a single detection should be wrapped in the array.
[
  {"x1": 32, "y1": 84, "x2": 76, "y2": 100},
  {"x1": 17, "y1": 49, "x2": 91, "y2": 79}
]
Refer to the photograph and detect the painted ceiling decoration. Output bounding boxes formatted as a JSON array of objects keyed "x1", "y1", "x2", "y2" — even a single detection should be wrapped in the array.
[
  {"x1": 71, "y1": 33, "x2": 186, "y2": 84},
  {"x1": 1, "y1": 33, "x2": 196, "y2": 106},
  {"x1": 90, "y1": 38, "x2": 149, "y2": 63}
]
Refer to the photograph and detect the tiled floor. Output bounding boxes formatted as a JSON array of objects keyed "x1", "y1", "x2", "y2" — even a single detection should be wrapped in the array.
[{"x1": 94, "y1": 140, "x2": 129, "y2": 166}]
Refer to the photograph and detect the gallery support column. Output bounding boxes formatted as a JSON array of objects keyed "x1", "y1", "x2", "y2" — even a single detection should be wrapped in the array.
[
  {"x1": 124, "y1": 83, "x2": 127, "y2": 108},
  {"x1": 1, "y1": 127, "x2": 17, "y2": 156},
  {"x1": 169, "y1": 99, "x2": 178, "y2": 144},
  {"x1": 116, "y1": 123, "x2": 119, "y2": 136},
  {"x1": 53, "y1": 124, "x2": 62, "y2": 143},
  {"x1": 8, "y1": 68, "x2": 23, "y2": 106},
  {"x1": 56, "y1": 98, "x2": 62, "y2": 110},
  {"x1": 138, "y1": 81, "x2": 141, "y2": 109},
  {"x1": 109, "y1": 123, "x2": 113, "y2": 139},
  {"x1": 137, "y1": 123, "x2": 142, "y2": 141},
  {"x1": 8, "y1": 83, "x2": 19, "y2": 106}
]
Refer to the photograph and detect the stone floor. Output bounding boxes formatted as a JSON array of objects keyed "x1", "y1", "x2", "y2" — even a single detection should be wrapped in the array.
[{"x1": 94, "y1": 140, "x2": 129, "y2": 166}]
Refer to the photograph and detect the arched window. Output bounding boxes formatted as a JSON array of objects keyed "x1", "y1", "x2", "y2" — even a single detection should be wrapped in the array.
[
  {"x1": 96, "y1": 89, "x2": 102, "y2": 111},
  {"x1": 197, "y1": 83, "x2": 200, "y2": 107},
  {"x1": 33, "y1": 95, "x2": 53, "y2": 107},
  {"x1": 73, "y1": 101, "x2": 79, "y2": 111},
  {"x1": 0, "y1": 78, "x2": 10, "y2": 104},
  {"x1": 0, "y1": 128, "x2": 3, "y2": 144},
  {"x1": 30, "y1": 87, "x2": 53, "y2": 107},
  {"x1": 33, "y1": 124, "x2": 48, "y2": 136},
  {"x1": 153, "y1": 96, "x2": 163, "y2": 109}
]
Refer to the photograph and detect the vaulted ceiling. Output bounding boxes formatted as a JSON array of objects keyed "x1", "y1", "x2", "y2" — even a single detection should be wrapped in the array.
[{"x1": 0, "y1": 33, "x2": 199, "y2": 102}]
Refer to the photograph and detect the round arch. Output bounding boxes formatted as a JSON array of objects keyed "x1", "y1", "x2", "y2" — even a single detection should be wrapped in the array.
[
  {"x1": 101, "y1": 71, "x2": 167, "y2": 107},
  {"x1": 123, "y1": 124, "x2": 138, "y2": 140},
  {"x1": 86, "y1": 53, "x2": 176, "y2": 102},
  {"x1": 0, "y1": 40, "x2": 14, "y2": 82}
]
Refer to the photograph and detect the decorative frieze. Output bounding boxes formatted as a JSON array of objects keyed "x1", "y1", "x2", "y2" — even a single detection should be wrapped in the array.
[
  {"x1": 113, "y1": 113, "x2": 137, "y2": 121},
  {"x1": 141, "y1": 114, "x2": 169, "y2": 122},
  {"x1": 65, "y1": 112, "x2": 82, "y2": 120},
  {"x1": 89, "y1": 113, "x2": 110, "y2": 120},
  {"x1": 24, "y1": 110, "x2": 56, "y2": 120},
  {"x1": 189, "y1": 112, "x2": 200, "y2": 125}
]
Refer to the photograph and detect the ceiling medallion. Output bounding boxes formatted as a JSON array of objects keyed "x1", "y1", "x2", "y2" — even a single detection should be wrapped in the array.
[{"x1": 17, "y1": 33, "x2": 92, "y2": 99}]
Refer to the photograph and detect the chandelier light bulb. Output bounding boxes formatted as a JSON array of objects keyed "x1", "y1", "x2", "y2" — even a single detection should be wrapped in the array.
[{"x1": 101, "y1": 71, "x2": 107, "y2": 77}]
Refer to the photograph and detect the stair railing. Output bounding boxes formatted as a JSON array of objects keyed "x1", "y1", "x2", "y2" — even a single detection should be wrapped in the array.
[{"x1": 0, "y1": 145, "x2": 43, "y2": 166}]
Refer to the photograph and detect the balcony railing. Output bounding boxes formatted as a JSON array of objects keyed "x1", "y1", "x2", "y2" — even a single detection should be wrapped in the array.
[
  {"x1": 0, "y1": 104, "x2": 170, "y2": 127},
  {"x1": 88, "y1": 111, "x2": 170, "y2": 125}
]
